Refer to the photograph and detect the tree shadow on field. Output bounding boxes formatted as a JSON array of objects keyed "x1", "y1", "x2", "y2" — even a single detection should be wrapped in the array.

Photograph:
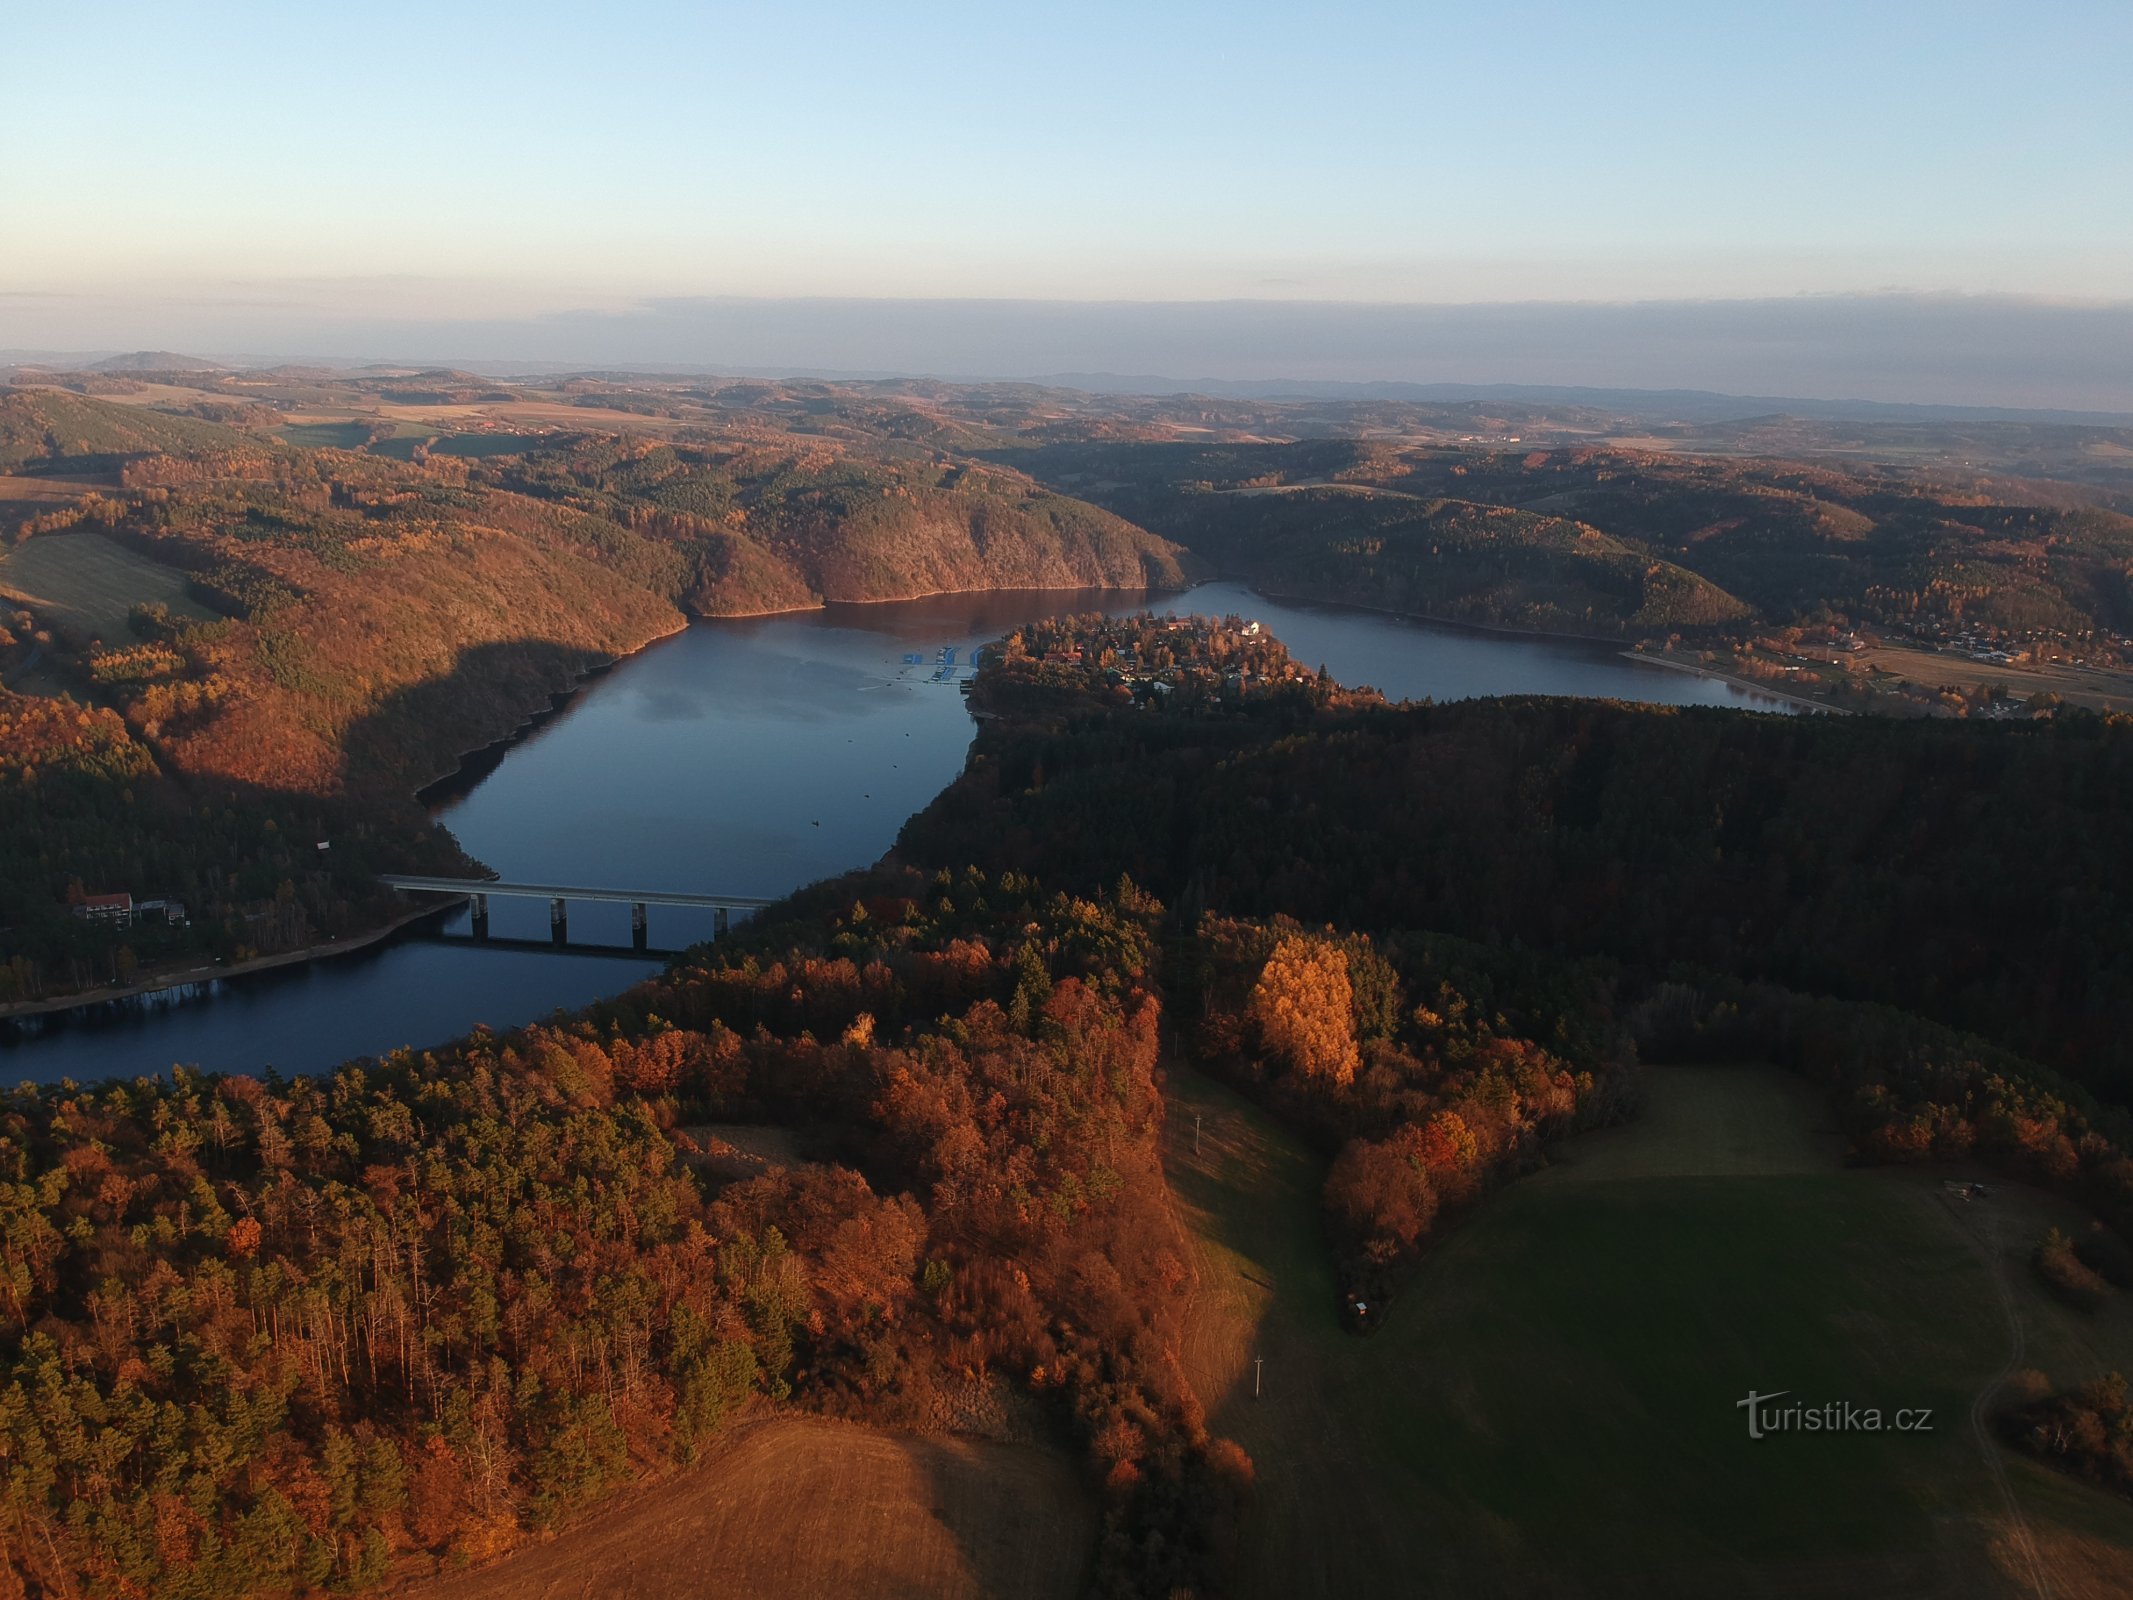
[{"x1": 914, "y1": 1433, "x2": 1099, "y2": 1600}]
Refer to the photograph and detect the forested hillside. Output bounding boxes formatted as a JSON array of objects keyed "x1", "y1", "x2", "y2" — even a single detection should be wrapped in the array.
[
  {"x1": 0, "y1": 871, "x2": 1249, "y2": 1599},
  {"x1": 908, "y1": 629, "x2": 2133, "y2": 1101},
  {"x1": 13, "y1": 605, "x2": 2133, "y2": 1597},
  {"x1": 1133, "y1": 484, "x2": 1747, "y2": 634},
  {"x1": 10, "y1": 370, "x2": 2133, "y2": 1009},
  {"x1": 1001, "y1": 435, "x2": 2133, "y2": 642},
  {"x1": 477, "y1": 435, "x2": 1190, "y2": 615},
  {"x1": 0, "y1": 389, "x2": 245, "y2": 473},
  {"x1": 0, "y1": 680, "x2": 466, "y2": 1001},
  {"x1": 0, "y1": 392, "x2": 1187, "y2": 1001}
]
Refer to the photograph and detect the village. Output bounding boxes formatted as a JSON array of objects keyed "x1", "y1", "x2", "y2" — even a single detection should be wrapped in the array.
[
  {"x1": 1635, "y1": 615, "x2": 2133, "y2": 719},
  {"x1": 998, "y1": 611, "x2": 1357, "y2": 712}
]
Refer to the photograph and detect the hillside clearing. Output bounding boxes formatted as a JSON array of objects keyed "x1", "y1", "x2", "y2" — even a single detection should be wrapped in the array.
[
  {"x1": 679, "y1": 1123, "x2": 804, "y2": 1182},
  {"x1": 0, "y1": 530, "x2": 214, "y2": 642},
  {"x1": 1163, "y1": 1062, "x2": 2133, "y2": 1598},
  {"x1": 0, "y1": 474, "x2": 105, "y2": 508},
  {"x1": 403, "y1": 1417, "x2": 1094, "y2": 1600},
  {"x1": 277, "y1": 420, "x2": 376, "y2": 449}
]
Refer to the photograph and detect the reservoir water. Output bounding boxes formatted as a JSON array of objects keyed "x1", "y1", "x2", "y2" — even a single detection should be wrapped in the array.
[{"x1": 1, "y1": 582, "x2": 1793, "y2": 1084}]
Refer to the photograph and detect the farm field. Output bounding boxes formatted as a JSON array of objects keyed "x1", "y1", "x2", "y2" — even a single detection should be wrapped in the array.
[
  {"x1": 362, "y1": 399, "x2": 686, "y2": 434},
  {"x1": 0, "y1": 472, "x2": 105, "y2": 536},
  {"x1": 277, "y1": 419, "x2": 375, "y2": 449},
  {"x1": 1163, "y1": 1062, "x2": 2133, "y2": 1599},
  {"x1": 362, "y1": 431, "x2": 545, "y2": 462},
  {"x1": 1859, "y1": 641, "x2": 2133, "y2": 714},
  {"x1": 429, "y1": 432, "x2": 543, "y2": 457},
  {"x1": 0, "y1": 473, "x2": 105, "y2": 508},
  {"x1": 0, "y1": 529, "x2": 215, "y2": 642},
  {"x1": 406, "y1": 1416, "x2": 1095, "y2": 1600}
]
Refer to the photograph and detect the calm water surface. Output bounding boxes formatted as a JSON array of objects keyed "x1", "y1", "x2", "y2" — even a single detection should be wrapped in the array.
[{"x1": 2, "y1": 583, "x2": 1790, "y2": 1083}]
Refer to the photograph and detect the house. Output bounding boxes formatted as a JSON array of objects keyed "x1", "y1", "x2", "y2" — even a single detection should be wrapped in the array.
[{"x1": 71, "y1": 893, "x2": 134, "y2": 926}]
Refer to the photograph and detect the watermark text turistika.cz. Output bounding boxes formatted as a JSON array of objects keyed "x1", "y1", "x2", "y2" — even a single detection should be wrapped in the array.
[{"x1": 1737, "y1": 1390, "x2": 1935, "y2": 1440}]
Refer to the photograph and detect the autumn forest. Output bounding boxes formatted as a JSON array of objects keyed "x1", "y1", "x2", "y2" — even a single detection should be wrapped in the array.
[{"x1": 5, "y1": 365, "x2": 2133, "y2": 1597}]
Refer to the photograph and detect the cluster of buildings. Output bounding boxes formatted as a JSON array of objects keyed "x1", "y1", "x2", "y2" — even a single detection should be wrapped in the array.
[
  {"x1": 1026, "y1": 615, "x2": 1312, "y2": 707},
  {"x1": 69, "y1": 892, "x2": 188, "y2": 930},
  {"x1": 1763, "y1": 627, "x2": 1868, "y2": 668},
  {"x1": 1895, "y1": 619, "x2": 2133, "y2": 671}
]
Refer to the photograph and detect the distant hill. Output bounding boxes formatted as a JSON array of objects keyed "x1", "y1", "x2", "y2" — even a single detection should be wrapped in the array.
[
  {"x1": 1004, "y1": 435, "x2": 2133, "y2": 638},
  {"x1": 1152, "y1": 485, "x2": 1751, "y2": 636},
  {"x1": 84, "y1": 351, "x2": 230, "y2": 375},
  {"x1": 1037, "y1": 374, "x2": 2133, "y2": 429}
]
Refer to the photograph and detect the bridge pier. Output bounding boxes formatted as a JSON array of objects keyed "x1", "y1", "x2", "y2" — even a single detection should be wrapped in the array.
[
  {"x1": 549, "y1": 896, "x2": 568, "y2": 946},
  {"x1": 471, "y1": 892, "x2": 489, "y2": 941},
  {"x1": 631, "y1": 901, "x2": 648, "y2": 951},
  {"x1": 714, "y1": 906, "x2": 730, "y2": 938}
]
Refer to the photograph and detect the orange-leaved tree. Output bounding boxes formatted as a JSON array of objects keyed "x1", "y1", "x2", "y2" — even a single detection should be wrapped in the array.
[{"x1": 1248, "y1": 933, "x2": 1361, "y2": 1087}]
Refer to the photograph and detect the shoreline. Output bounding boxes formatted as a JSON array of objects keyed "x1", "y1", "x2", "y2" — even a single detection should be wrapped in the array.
[
  {"x1": 412, "y1": 616, "x2": 690, "y2": 803},
  {"x1": 1621, "y1": 650, "x2": 1843, "y2": 714},
  {"x1": 9, "y1": 577, "x2": 1175, "y2": 1026},
  {"x1": 1230, "y1": 578, "x2": 1669, "y2": 652},
  {"x1": 7, "y1": 615, "x2": 691, "y2": 1023},
  {"x1": 1178, "y1": 577, "x2": 1847, "y2": 714},
  {"x1": 693, "y1": 573, "x2": 1199, "y2": 624},
  {"x1": 0, "y1": 899, "x2": 462, "y2": 1022},
  {"x1": 414, "y1": 580, "x2": 1189, "y2": 799},
  {"x1": 3, "y1": 577, "x2": 1815, "y2": 1029}
]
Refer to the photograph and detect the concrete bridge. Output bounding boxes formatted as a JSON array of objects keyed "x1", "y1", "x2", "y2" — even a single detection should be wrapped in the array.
[{"x1": 379, "y1": 875, "x2": 778, "y2": 950}]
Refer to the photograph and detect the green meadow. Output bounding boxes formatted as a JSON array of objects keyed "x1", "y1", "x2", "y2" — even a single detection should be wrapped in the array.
[
  {"x1": 276, "y1": 420, "x2": 376, "y2": 450},
  {"x1": 0, "y1": 531, "x2": 215, "y2": 645},
  {"x1": 1166, "y1": 1064, "x2": 2133, "y2": 1598}
]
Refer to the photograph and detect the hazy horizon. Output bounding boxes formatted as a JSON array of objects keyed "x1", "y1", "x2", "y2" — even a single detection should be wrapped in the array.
[
  {"x1": 7, "y1": 290, "x2": 2133, "y2": 414},
  {"x1": 10, "y1": 2, "x2": 2131, "y2": 410}
]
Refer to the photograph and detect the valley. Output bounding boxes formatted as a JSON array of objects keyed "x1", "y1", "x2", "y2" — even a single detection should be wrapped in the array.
[
  {"x1": 13, "y1": 10, "x2": 2130, "y2": 1597},
  {"x1": 5, "y1": 366, "x2": 2133, "y2": 1600}
]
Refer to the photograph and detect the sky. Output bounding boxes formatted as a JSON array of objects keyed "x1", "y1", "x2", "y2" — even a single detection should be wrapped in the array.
[{"x1": 4, "y1": 0, "x2": 2130, "y2": 404}]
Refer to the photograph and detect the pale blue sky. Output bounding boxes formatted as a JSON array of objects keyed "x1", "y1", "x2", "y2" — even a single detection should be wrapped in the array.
[{"x1": 3, "y1": 1, "x2": 2129, "y2": 399}]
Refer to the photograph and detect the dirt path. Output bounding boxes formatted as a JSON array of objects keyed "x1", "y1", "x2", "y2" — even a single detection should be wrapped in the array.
[
  {"x1": 1939, "y1": 1197, "x2": 2057, "y2": 1600},
  {"x1": 1160, "y1": 1066, "x2": 1444, "y2": 1598},
  {"x1": 399, "y1": 1416, "x2": 1093, "y2": 1600}
]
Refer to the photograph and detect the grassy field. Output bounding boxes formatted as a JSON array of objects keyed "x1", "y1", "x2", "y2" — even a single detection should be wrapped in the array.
[
  {"x1": 1164, "y1": 1062, "x2": 2133, "y2": 1599},
  {"x1": 278, "y1": 420, "x2": 374, "y2": 450},
  {"x1": 409, "y1": 1417, "x2": 1094, "y2": 1600},
  {"x1": 0, "y1": 474, "x2": 105, "y2": 508},
  {"x1": 429, "y1": 433, "x2": 542, "y2": 458},
  {"x1": 1860, "y1": 641, "x2": 2133, "y2": 714},
  {"x1": 0, "y1": 530, "x2": 215, "y2": 643},
  {"x1": 0, "y1": 473, "x2": 106, "y2": 539}
]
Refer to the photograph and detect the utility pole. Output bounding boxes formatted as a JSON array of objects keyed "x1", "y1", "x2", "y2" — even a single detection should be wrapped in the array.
[
  {"x1": 1254, "y1": 1358, "x2": 1263, "y2": 1398},
  {"x1": 1194, "y1": 1113, "x2": 1202, "y2": 1156}
]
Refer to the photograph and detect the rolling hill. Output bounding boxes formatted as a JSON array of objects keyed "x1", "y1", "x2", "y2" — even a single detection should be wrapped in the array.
[{"x1": 0, "y1": 386, "x2": 251, "y2": 471}]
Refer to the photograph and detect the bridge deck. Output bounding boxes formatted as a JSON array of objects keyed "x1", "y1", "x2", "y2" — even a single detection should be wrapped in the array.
[{"x1": 379, "y1": 875, "x2": 779, "y2": 910}]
